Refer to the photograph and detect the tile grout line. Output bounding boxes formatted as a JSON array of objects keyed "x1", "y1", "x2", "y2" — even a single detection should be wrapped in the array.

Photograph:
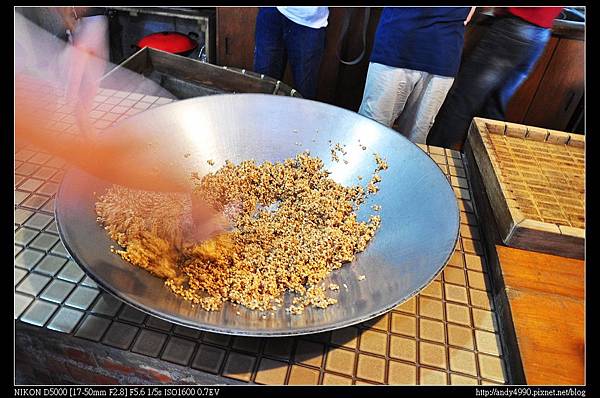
[
  {"x1": 214, "y1": 335, "x2": 234, "y2": 378},
  {"x1": 248, "y1": 338, "x2": 267, "y2": 383},
  {"x1": 438, "y1": 248, "x2": 452, "y2": 385},
  {"x1": 415, "y1": 290, "x2": 421, "y2": 385},
  {"x1": 384, "y1": 310, "x2": 392, "y2": 385},
  {"x1": 352, "y1": 327, "x2": 363, "y2": 384},
  {"x1": 462, "y1": 151, "x2": 506, "y2": 385},
  {"x1": 286, "y1": 337, "x2": 301, "y2": 385},
  {"x1": 282, "y1": 339, "x2": 294, "y2": 385},
  {"x1": 437, "y1": 176, "x2": 457, "y2": 383},
  {"x1": 463, "y1": 161, "x2": 501, "y2": 385},
  {"x1": 316, "y1": 336, "x2": 329, "y2": 385}
]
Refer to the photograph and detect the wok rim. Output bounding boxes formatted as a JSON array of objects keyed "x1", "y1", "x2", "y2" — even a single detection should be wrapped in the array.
[{"x1": 55, "y1": 93, "x2": 460, "y2": 336}]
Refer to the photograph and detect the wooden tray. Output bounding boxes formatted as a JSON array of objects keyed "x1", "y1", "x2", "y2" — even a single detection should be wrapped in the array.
[{"x1": 467, "y1": 117, "x2": 584, "y2": 259}]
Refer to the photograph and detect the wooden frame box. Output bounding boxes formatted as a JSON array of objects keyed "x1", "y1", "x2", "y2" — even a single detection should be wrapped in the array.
[{"x1": 466, "y1": 117, "x2": 584, "y2": 259}]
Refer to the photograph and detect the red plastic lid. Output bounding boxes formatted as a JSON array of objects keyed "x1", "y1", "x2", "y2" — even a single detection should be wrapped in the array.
[{"x1": 137, "y1": 32, "x2": 197, "y2": 54}]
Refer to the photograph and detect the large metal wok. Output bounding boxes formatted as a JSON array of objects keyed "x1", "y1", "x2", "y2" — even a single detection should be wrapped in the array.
[{"x1": 55, "y1": 94, "x2": 459, "y2": 336}]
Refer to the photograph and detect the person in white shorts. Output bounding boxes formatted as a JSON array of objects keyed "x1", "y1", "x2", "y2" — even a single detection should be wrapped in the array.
[{"x1": 358, "y1": 7, "x2": 475, "y2": 144}]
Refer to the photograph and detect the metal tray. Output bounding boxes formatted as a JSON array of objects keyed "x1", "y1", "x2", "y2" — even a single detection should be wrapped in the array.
[
  {"x1": 55, "y1": 94, "x2": 459, "y2": 336},
  {"x1": 102, "y1": 47, "x2": 301, "y2": 100}
]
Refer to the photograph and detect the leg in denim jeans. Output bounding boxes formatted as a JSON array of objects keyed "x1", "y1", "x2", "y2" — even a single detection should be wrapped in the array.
[
  {"x1": 482, "y1": 25, "x2": 550, "y2": 120},
  {"x1": 253, "y1": 7, "x2": 287, "y2": 80},
  {"x1": 284, "y1": 19, "x2": 326, "y2": 99},
  {"x1": 427, "y1": 17, "x2": 551, "y2": 150},
  {"x1": 493, "y1": 28, "x2": 551, "y2": 118}
]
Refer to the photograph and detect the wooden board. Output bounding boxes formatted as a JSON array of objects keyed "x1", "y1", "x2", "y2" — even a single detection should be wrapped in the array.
[
  {"x1": 467, "y1": 118, "x2": 584, "y2": 259},
  {"x1": 505, "y1": 36, "x2": 559, "y2": 125},
  {"x1": 496, "y1": 245, "x2": 584, "y2": 385},
  {"x1": 216, "y1": 7, "x2": 258, "y2": 70},
  {"x1": 523, "y1": 38, "x2": 585, "y2": 131}
]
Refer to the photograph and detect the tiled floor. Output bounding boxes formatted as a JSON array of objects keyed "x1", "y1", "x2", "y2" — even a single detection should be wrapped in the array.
[{"x1": 14, "y1": 84, "x2": 508, "y2": 385}]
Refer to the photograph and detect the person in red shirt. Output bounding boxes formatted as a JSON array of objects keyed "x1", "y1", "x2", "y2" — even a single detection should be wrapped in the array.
[{"x1": 426, "y1": 7, "x2": 564, "y2": 150}]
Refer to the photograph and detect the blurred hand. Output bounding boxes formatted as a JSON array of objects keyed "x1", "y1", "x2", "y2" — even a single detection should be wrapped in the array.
[
  {"x1": 15, "y1": 10, "x2": 209, "y2": 195},
  {"x1": 16, "y1": 73, "x2": 198, "y2": 194},
  {"x1": 63, "y1": 14, "x2": 109, "y2": 139},
  {"x1": 16, "y1": 10, "x2": 225, "y2": 245},
  {"x1": 188, "y1": 194, "x2": 234, "y2": 242}
]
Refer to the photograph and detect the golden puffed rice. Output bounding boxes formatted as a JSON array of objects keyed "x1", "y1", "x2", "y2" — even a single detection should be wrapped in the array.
[{"x1": 95, "y1": 152, "x2": 386, "y2": 314}]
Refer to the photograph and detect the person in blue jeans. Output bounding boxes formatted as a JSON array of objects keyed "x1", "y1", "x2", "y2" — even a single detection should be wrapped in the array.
[
  {"x1": 253, "y1": 7, "x2": 328, "y2": 99},
  {"x1": 426, "y1": 7, "x2": 563, "y2": 150}
]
